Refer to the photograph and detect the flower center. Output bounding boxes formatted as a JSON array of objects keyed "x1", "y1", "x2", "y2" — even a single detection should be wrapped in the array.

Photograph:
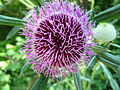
[
  {"x1": 34, "y1": 13, "x2": 85, "y2": 66},
  {"x1": 51, "y1": 32, "x2": 64, "y2": 48}
]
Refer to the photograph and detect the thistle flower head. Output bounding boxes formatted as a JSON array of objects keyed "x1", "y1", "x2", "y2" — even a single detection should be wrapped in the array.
[{"x1": 21, "y1": 0, "x2": 96, "y2": 78}]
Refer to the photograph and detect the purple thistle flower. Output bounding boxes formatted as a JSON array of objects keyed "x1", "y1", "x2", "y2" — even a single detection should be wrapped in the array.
[{"x1": 21, "y1": 0, "x2": 96, "y2": 78}]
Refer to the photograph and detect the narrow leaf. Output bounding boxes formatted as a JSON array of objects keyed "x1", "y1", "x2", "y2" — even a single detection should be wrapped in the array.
[
  {"x1": 31, "y1": 0, "x2": 44, "y2": 6},
  {"x1": 100, "y1": 62, "x2": 120, "y2": 90},
  {"x1": 20, "y1": 59, "x2": 33, "y2": 76},
  {"x1": 94, "y1": 4, "x2": 120, "y2": 22},
  {"x1": 25, "y1": 0, "x2": 36, "y2": 7},
  {"x1": 32, "y1": 74, "x2": 48, "y2": 90},
  {"x1": 74, "y1": 72, "x2": 82, "y2": 90},
  {"x1": 87, "y1": 56, "x2": 97, "y2": 69},
  {"x1": 0, "y1": 15, "x2": 25, "y2": 22},
  {"x1": 0, "y1": 15, "x2": 26, "y2": 26},
  {"x1": 110, "y1": 44, "x2": 120, "y2": 48},
  {"x1": 19, "y1": 0, "x2": 34, "y2": 9},
  {"x1": 6, "y1": 26, "x2": 22, "y2": 40},
  {"x1": 92, "y1": 46, "x2": 120, "y2": 66},
  {"x1": 97, "y1": 56, "x2": 120, "y2": 72},
  {"x1": 5, "y1": 9, "x2": 35, "y2": 39},
  {"x1": 20, "y1": 63, "x2": 30, "y2": 76}
]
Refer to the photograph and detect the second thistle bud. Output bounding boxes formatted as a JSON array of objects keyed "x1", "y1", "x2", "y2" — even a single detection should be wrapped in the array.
[{"x1": 93, "y1": 23, "x2": 117, "y2": 43}]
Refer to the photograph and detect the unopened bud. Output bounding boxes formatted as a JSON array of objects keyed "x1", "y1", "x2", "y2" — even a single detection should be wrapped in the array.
[{"x1": 93, "y1": 23, "x2": 117, "y2": 43}]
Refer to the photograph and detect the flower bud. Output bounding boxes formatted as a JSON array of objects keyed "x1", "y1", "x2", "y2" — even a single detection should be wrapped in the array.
[{"x1": 93, "y1": 23, "x2": 117, "y2": 43}]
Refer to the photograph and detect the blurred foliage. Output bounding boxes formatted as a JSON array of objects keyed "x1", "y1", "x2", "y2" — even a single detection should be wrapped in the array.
[
  {"x1": 0, "y1": 0, "x2": 120, "y2": 90},
  {"x1": 0, "y1": 36, "x2": 32, "y2": 90}
]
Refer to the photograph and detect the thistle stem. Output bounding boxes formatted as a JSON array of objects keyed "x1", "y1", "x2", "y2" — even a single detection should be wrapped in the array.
[{"x1": 74, "y1": 72, "x2": 83, "y2": 90}]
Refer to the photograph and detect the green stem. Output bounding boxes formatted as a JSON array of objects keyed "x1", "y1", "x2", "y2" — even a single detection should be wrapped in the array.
[
  {"x1": 74, "y1": 72, "x2": 83, "y2": 90},
  {"x1": 87, "y1": 63, "x2": 98, "y2": 90},
  {"x1": 90, "y1": 0, "x2": 95, "y2": 10}
]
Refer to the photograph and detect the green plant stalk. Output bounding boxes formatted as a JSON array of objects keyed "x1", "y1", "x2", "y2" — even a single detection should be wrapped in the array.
[
  {"x1": 74, "y1": 72, "x2": 83, "y2": 90},
  {"x1": 33, "y1": 0, "x2": 44, "y2": 6},
  {"x1": 90, "y1": 0, "x2": 95, "y2": 10},
  {"x1": 27, "y1": 76, "x2": 38, "y2": 90},
  {"x1": 87, "y1": 63, "x2": 99, "y2": 90},
  {"x1": 82, "y1": 69, "x2": 87, "y2": 90},
  {"x1": 84, "y1": 56, "x2": 96, "y2": 90},
  {"x1": 87, "y1": 56, "x2": 97, "y2": 69},
  {"x1": 5, "y1": 9, "x2": 34, "y2": 39}
]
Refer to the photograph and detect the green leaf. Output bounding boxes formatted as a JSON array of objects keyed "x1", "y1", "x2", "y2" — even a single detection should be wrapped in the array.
[
  {"x1": 80, "y1": 76, "x2": 93, "y2": 83},
  {"x1": 96, "y1": 56, "x2": 120, "y2": 72},
  {"x1": 5, "y1": 8, "x2": 35, "y2": 39},
  {"x1": 24, "y1": 0, "x2": 36, "y2": 7},
  {"x1": 103, "y1": 53, "x2": 120, "y2": 65},
  {"x1": 116, "y1": 67, "x2": 120, "y2": 78},
  {"x1": 87, "y1": 56, "x2": 97, "y2": 69},
  {"x1": 100, "y1": 62, "x2": 120, "y2": 90},
  {"x1": 32, "y1": 74, "x2": 48, "y2": 90},
  {"x1": 19, "y1": 0, "x2": 35, "y2": 9},
  {"x1": 92, "y1": 46, "x2": 109, "y2": 52},
  {"x1": 20, "y1": 59, "x2": 33, "y2": 76},
  {"x1": 92, "y1": 46, "x2": 120, "y2": 66},
  {"x1": 110, "y1": 44, "x2": 120, "y2": 48},
  {"x1": 94, "y1": 4, "x2": 120, "y2": 22},
  {"x1": 6, "y1": 26, "x2": 22, "y2": 40},
  {"x1": 31, "y1": 0, "x2": 44, "y2": 6},
  {"x1": 0, "y1": 2, "x2": 10, "y2": 9},
  {"x1": 0, "y1": 15, "x2": 26, "y2": 26},
  {"x1": 20, "y1": 63, "x2": 29, "y2": 76},
  {"x1": 74, "y1": 72, "x2": 82, "y2": 90}
]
